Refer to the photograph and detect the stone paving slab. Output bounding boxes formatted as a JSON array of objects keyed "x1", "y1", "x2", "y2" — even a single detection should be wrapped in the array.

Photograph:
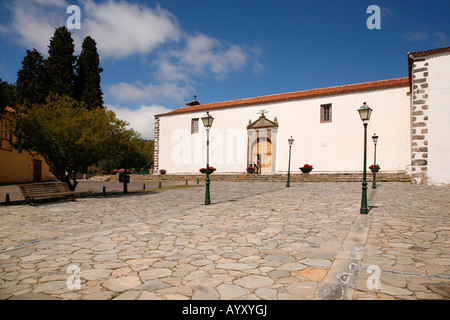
[
  {"x1": 0, "y1": 182, "x2": 449, "y2": 300},
  {"x1": 0, "y1": 179, "x2": 185, "y2": 202}
]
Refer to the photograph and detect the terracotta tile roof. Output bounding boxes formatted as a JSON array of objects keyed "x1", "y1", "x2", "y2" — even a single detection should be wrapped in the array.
[
  {"x1": 4, "y1": 106, "x2": 15, "y2": 113},
  {"x1": 407, "y1": 46, "x2": 450, "y2": 92},
  {"x1": 156, "y1": 77, "x2": 409, "y2": 117},
  {"x1": 408, "y1": 46, "x2": 450, "y2": 59}
]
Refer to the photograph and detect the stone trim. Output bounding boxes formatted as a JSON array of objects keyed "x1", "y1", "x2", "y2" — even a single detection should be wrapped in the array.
[
  {"x1": 154, "y1": 117, "x2": 160, "y2": 173},
  {"x1": 97, "y1": 172, "x2": 411, "y2": 183},
  {"x1": 410, "y1": 60, "x2": 429, "y2": 184}
]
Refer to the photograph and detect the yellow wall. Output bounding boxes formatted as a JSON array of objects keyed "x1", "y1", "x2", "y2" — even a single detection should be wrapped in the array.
[
  {"x1": 0, "y1": 149, "x2": 50, "y2": 184},
  {"x1": 0, "y1": 114, "x2": 50, "y2": 184}
]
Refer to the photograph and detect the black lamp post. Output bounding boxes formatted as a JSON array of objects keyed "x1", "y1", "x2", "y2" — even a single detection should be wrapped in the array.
[
  {"x1": 202, "y1": 111, "x2": 214, "y2": 205},
  {"x1": 372, "y1": 133, "x2": 379, "y2": 189},
  {"x1": 357, "y1": 102, "x2": 373, "y2": 214},
  {"x1": 286, "y1": 136, "x2": 294, "y2": 187},
  {"x1": 123, "y1": 158, "x2": 129, "y2": 193}
]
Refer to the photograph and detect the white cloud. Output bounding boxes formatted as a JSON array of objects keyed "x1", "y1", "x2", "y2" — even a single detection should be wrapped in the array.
[
  {"x1": 107, "y1": 104, "x2": 173, "y2": 140},
  {"x1": 82, "y1": 0, "x2": 181, "y2": 59},
  {"x1": 3, "y1": 0, "x2": 260, "y2": 106},
  {"x1": 405, "y1": 30, "x2": 449, "y2": 47},
  {"x1": 433, "y1": 32, "x2": 449, "y2": 46},
  {"x1": 4, "y1": 0, "x2": 69, "y2": 54},
  {"x1": 405, "y1": 31, "x2": 428, "y2": 42},
  {"x1": 3, "y1": 0, "x2": 181, "y2": 58},
  {"x1": 172, "y1": 34, "x2": 248, "y2": 77},
  {"x1": 106, "y1": 80, "x2": 193, "y2": 105}
]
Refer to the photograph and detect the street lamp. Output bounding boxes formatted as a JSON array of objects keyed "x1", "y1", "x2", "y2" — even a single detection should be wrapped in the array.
[
  {"x1": 122, "y1": 158, "x2": 129, "y2": 193},
  {"x1": 202, "y1": 111, "x2": 214, "y2": 205},
  {"x1": 286, "y1": 136, "x2": 294, "y2": 187},
  {"x1": 372, "y1": 133, "x2": 379, "y2": 189},
  {"x1": 357, "y1": 102, "x2": 373, "y2": 214}
]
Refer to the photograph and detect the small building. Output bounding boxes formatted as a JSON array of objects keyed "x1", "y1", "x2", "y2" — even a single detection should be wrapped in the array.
[
  {"x1": 0, "y1": 109, "x2": 50, "y2": 184},
  {"x1": 154, "y1": 46, "x2": 450, "y2": 185}
]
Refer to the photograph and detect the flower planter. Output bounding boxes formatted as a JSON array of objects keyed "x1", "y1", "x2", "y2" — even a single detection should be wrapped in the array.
[
  {"x1": 300, "y1": 164, "x2": 313, "y2": 174},
  {"x1": 200, "y1": 167, "x2": 216, "y2": 174},
  {"x1": 300, "y1": 167, "x2": 313, "y2": 174},
  {"x1": 246, "y1": 168, "x2": 256, "y2": 174},
  {"x1": 370, "y1": 167, "x2": 380, "y2": 173}
]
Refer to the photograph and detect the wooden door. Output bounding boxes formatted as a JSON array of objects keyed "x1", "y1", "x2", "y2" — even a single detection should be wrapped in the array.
[
  {"x1": 33, "y1": 159, "x2": 42, "y2": 181},
  {"x1": 252, "y1": 138, "x2": 272, "y2": 174}
]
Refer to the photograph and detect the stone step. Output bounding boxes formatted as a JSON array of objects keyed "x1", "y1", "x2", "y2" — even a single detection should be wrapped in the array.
[{"x1": 94, "y1": 172, "x2": 411, "y2": 183}]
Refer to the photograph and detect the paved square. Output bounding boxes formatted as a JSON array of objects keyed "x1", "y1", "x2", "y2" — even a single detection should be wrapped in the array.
[{"x1": 0, "y1": 182, "x2": 449, "y2": 300}]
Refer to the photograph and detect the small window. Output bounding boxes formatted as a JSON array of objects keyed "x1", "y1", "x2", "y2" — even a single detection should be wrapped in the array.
[
  {"x1": 191, "y1": 118, "x2": 199, "y2": 134},
  {"x1": 320, "y1": 104, "x2": 332, "y2": 123}
]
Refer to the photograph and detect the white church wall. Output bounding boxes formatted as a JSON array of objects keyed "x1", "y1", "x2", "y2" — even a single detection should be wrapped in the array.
[
  {"x1": 427, "y1": 53, "x2": 450, "y2": 184},
  {"x1": 274, "y1": 87, "x2": 410, "y2": 174},
  {"x1": 158, "y1": 107, "x2": 256, "y2": 174},
  {"x1": 157, "y1": 85, "x2": 411, "y2": 175}
]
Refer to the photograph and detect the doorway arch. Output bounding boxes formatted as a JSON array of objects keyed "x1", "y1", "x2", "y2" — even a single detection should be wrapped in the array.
[
  {"x1": 251, "y1": 138, "x2": 272, "y2": 174},
  {"x1": 247, "y1": 111, "x2": 278, "y2": 175}
]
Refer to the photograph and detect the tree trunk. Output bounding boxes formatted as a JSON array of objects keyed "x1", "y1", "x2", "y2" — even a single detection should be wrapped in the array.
[
  {"x1": 60, "y1": 171, "x2": 78, "y2": 191},
  {"x1": 69, "y1": 171, "x2": 78, "y2": 191}
]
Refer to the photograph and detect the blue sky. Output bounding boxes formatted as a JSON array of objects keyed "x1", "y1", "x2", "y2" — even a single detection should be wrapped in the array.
[{"x1": 0, "y1": 0, "x2": 449, "y2": 139}]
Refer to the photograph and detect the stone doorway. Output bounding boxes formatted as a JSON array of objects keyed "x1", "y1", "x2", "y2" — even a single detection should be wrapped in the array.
[
  {"x1": 251, "y1": 138, "x2": 272, "y2": 174},
  {"x1": 247, "y1": 110, "x2": 278, "y2": 175}
]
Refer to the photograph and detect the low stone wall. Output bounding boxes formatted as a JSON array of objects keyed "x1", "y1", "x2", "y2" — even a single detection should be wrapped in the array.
[{"x1": 89, "y1": 171, "x2": 411, "y2": 183}]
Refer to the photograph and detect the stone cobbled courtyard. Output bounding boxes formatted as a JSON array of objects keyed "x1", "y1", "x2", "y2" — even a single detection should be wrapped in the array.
[{"x1": 0, "y1": 181, "x2": 449, "y2": 300}]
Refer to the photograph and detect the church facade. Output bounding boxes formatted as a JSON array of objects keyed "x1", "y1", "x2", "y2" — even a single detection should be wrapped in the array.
[{"x1": 154, "y1": 47, "x2": 450, "y2": 185}]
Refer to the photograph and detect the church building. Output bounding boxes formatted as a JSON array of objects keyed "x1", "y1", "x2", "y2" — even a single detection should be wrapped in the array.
[{"x1": 154, "y1": 47, "x2": 450, "y2": 185}]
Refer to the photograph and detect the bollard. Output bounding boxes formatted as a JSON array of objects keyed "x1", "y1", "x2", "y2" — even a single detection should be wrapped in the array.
[
  {"x1": 102, "y1": 186, "x2": 106, "y2": 195},
  {"x1": 143, "y1": 183, "x2": 146, "y2": 190},
  {"x1": 197, "y1": 179, "x2": 199, "y2": 184},
  {"x1": 186, "y1": 180, "x2": 188, "y2": 185},
  {"x1": 158, "y1": 181, "x2": 162, "y2": 188},
  {"x1": 5, "y1": 193, "x2": 10, "y2": 203}
]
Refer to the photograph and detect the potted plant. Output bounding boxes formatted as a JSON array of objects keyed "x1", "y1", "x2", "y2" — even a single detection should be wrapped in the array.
[
  {"x1": 369, "y1": 164, "x2": 380, "y2": 173},
  {"x1": 199, "y1": 167, "x2": 216, "y2": 174},
  {"x1": 246, "y1": 166, "x2": 256, "y2": 174},
  {"x1": 159, "y1": 169, "x2": 167, "y2": 175},
  {"x1": 300, "y1": 164, "x2": 313, "y2": 173}
]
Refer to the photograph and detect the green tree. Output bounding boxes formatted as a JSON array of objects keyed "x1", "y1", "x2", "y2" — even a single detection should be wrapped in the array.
[
  {"x1": 142, "y1": 140, "x2": 155, "y2": 170},
  {"x1": 45, "y1": 26, "x2": 76, "y2": 97},
  {"x1": 16, "y1": 48, "x2": 46, "y2": 106},
  {"x1": 0, "y1": 78, "x2": 16, "y2": 112},
  {"x1": 74, "y1": 36, "x2": 104, "y2": 109},
  {"x1": 11, "y1": 94, "x2": 140, "y2": 191},
  {"x1": 98, "y1": 138, "x2": 154, "y2": 173}
]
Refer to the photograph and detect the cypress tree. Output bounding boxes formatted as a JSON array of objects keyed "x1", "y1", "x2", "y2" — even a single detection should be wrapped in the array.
[
  {"x1": 16, "y1": 48, "x2": 46, "y2": 106},
  {"x1": 45, "y1": 26, "x2": 76, "y2": 98},
  {"x1": 74, "y1": 36, "x2": 104, "y2": 109}
]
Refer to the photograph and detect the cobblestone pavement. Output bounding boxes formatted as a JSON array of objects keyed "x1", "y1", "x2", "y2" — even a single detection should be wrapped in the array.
[
  {"x1": 0, "y1": 179, "x2": 185, "y2": 202},
  {"x1": 0, "y1": 182, "x2": 448, "y2": 300}
]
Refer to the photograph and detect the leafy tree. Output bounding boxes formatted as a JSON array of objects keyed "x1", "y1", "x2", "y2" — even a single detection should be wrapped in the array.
[
  {"x1": 0, "y1": 78, "x2": 16, "y2": 112},
  {"x1": 45, "y1": 26, "x2": 76, "y2": 97},
  {"x1": 74, "y1": 36, "x2": 104, "y2": 109},
  {"x1": 16, "y1": 49, "x2": 46, "y2": 106},
  {"x1": 142, "y1": 140, "x2": 155, "y2": 169},
  {"x1": 98, "y1": 138, "x2": 154, "y2": 173},
  {"x1": 11, "y1": 94, "x2": 140, "y2": 191}
]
